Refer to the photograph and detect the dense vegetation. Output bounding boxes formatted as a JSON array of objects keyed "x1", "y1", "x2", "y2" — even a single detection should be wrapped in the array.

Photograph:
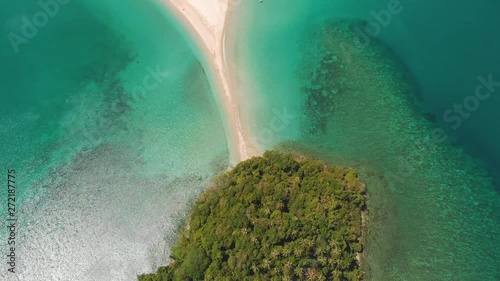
[{"x1": 139, "y1": 151, "x2": 366, "y2": 281}]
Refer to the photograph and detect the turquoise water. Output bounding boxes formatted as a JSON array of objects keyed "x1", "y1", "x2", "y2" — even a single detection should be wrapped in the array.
[
  {"x1": 1, "y1": 0, "x2": 499, "y2": 280},
  {"x1": 232, "y1": 0, "x2": 500, "y2": 280},
  {"x1": 0, "y1": 0, "x2": 228, "y2": 280}
]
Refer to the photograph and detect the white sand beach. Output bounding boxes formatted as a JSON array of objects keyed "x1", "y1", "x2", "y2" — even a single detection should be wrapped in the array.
[{"x1": 161, "y1": 0, "x2": 257, "y2": 164}]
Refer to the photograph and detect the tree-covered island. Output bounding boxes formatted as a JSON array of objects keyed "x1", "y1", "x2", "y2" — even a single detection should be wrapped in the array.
[{"x1": 139, "y1": 151, "x2": 367, "y2": 281}]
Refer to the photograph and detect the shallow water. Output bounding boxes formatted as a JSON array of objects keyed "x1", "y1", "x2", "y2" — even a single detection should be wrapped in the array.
[{"x1": 0, "y1": 0, "x2": 228, "y2": 280}]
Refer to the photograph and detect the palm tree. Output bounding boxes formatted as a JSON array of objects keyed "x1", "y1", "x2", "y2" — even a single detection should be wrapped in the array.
[
  {"x1": 293, "y1": 248, "x2": 303, "y2": 257},
  {"x1": 294, "y1": 267, "x2": 304, "y2": 278},
  {"x1": 282, "y1": 247, "x2": 291, "y2": 257},
  {"x1": 315, "y1": 247, "x2": 324, "y2": 256},
  {"x1": 251, "y1": 263, "x2": 259, "y2": 274},
  {"x1": 263, "y1": 259, "x2": 271, "y2": 270},
  {"x1": 276, "y1": 202, "x2": 285, "y2": 210},
  {"x1": 271, "y1": 249, "x2": 280, "y2": 259},
  {"x1": 332, "y1": 269, "x2": 342, "y2": 281},
  {"x1": 318, "y1": 256, "x2": 327, "y2": 265},
  {"x1": 332, "y1": 246, "x2": 341, "y2": 256},
  {"x1": 328, "y1": 258, "x2": 336, "y2": 268},
  {"x1": 241, "y1": 227, "x2": 248, "y2": 236},
  {"x1": 299, "y1": 238, "x2": 308, "y2": 247},
  {"x1": 250, "y1": 235, "x2": 258, "y2": 244},
  {"x1": 329, "y1": 240, "x2": 339, "y2": 248},
  {"x1": 305, "y1": 239, "x2": 314, "y2": 248},
  {"x1": 305, "y1": 268, "x2": 318, "y2": 280}
]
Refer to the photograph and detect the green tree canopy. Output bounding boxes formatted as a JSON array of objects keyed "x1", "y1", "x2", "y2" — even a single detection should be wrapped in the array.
[{"x1": 138, "y1": 151, "x2": 366, "y2": 281}]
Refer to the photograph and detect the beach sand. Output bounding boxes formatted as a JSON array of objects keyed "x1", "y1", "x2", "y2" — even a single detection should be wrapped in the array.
[{"x1": 160, "y1": 0, "x2": 257, "y2": 164}]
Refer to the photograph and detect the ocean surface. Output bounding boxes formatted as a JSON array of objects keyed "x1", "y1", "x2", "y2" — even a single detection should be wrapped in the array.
[
  {"x1": 0, "y1": 0, "x2": 228, "y2": 280},
  {"x1": 231, "y1": 0, "x2": 500, "y2": 280},
  {"x1": 1, "y1": 0, "x2": 499, "y2": 280}
]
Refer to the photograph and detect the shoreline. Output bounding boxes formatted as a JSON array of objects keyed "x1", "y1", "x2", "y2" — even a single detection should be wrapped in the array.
[{"x1": 159, "y1": 0, "x2": 257, "y2": 164}]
